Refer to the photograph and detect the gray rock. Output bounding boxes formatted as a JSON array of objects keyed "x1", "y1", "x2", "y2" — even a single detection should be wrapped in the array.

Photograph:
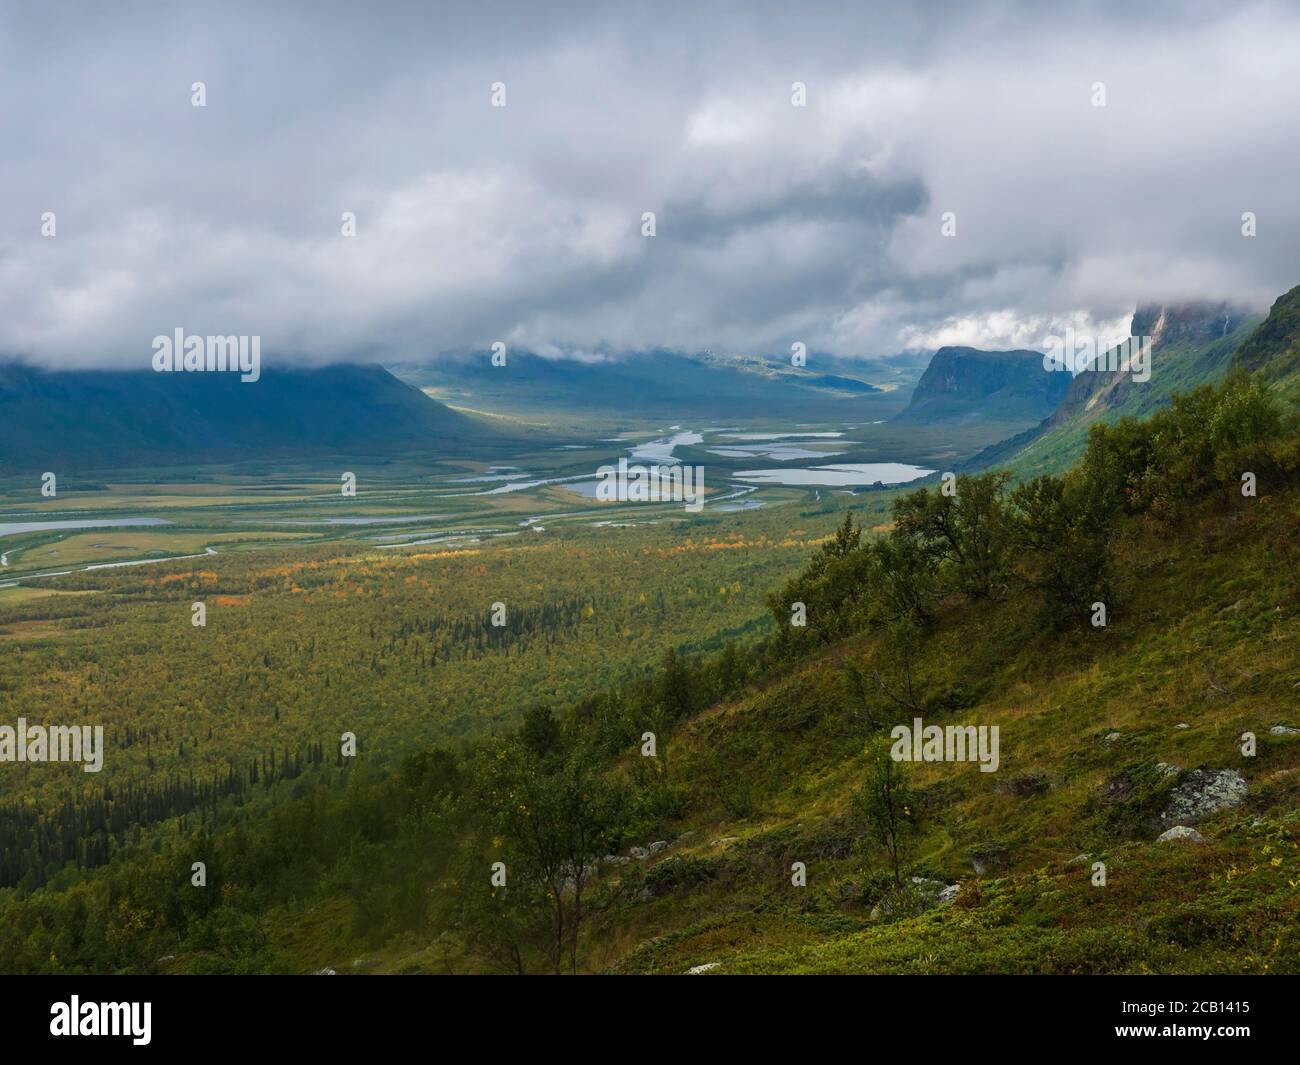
[
  {"x1": 1102, "y1": 731, "x2": 1122, "y2": 744},
  {"x1": 1160, "y1": 768, "x2": 1247, "y2": 825},
  {"x1": 1155, "y1": 762, "x2": 1180, "y2": 778},
  {"x1": 1156, "y1": 825, "x2": 1205, "y2": 844},
  {"x1": 561, "y1": 861, "x2": 602, "y2": 892},
  {"x1": 313, "y1": 967, "x2": 337, "y2": 975},
  {"x1": 1070, "y1": 853, "x2": 1092, "y2": 864},
  {"x1": 628, "y1": 846, "x2": 650, "y2": 860},
  {"x1": 647, "y1": 840, "x2": 669, "y2": 856},
  {"x1": 937, "y1": 884, "x2": 960, "y2": 905},
  {"x1": 969, "y1": 843, "x2": 1011, "y2": 875},
  {"x1": 1269, "y1": 725, "x2": 1300, "y2": 736},
  {"x1": 686, "y1": 962, "x2": 721, "y2": 975},
  {"x1": 1175, "y1": 723, "x2": 1190, "y2": 729}
]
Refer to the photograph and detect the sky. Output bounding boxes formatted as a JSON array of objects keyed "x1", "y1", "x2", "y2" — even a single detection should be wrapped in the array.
[{"x1": 1, "y1": 0, "x2": 1298, "y2": 370}]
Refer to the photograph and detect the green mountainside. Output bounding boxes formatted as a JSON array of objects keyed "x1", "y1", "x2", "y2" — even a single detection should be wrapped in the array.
[
  {"x1": 968, "y1": 303, "x2": 1261, "y2": 477},
  {"x1": 1232, "y1": 283, "x2": 1300, "y2": 401},
  {"x1": 0, "y1": 363, "x2": 493, "y2": 474}
]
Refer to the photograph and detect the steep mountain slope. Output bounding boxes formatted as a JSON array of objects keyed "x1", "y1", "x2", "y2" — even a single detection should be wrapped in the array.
[
  {"x1": 1231, "y1": 283, "x2": 1300, "y2": 402},
  {"x1": 0, "y1": 363, "x2": 492, "y2": 473},
  {"x1": 891, "y1": 347, "x2": 1070, "y2": 426},
  {"x1": 967, "y1": 302, "x2": 1260, "y2": 476},
  {"x1": 598, "y1": 488, "x2": 1299, "y2": 974}
]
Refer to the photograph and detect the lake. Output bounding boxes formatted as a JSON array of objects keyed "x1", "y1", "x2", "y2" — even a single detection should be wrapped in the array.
[
  {"x1": 0, "y1": 517, "x2": 173, "y2": 538},
  {"x1": 733, "y1": 463, "x2": 935, "y2": 487}
]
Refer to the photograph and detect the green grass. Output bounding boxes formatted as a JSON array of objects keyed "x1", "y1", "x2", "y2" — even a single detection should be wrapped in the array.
[{"x1": 573, "y1": 484, "x2": 1300, "y2": 974}]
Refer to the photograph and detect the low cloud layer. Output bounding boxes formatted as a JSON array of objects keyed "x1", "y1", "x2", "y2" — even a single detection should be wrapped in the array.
[{"x1": 2, "y1": 0, "x2": 1297, "y2": 370}]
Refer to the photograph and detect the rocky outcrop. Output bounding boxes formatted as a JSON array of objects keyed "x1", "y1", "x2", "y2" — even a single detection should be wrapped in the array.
[{"x1": 1159, "y1": 769, "x2": 1247, "y2": 826}]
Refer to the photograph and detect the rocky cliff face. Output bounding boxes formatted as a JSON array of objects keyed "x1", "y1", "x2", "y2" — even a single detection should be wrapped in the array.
[
  {"x1": 1048, "y1": 301, "x2": 1252, "y2": 427},
  {"x1": 893, "y1": 346, "x2": 1071, "y2": 425}
]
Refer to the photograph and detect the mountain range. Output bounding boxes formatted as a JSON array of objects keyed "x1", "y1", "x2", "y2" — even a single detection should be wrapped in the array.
[
  {"x1": 4, "y1": 284, "x2": 1299, "y2": 477},
  {"x1": 389, "y1": 348, "x2": 924, "y2": 424}
]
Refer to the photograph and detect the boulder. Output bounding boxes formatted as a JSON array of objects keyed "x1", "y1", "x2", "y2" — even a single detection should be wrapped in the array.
[
  {"x1": 686, "y1": 962, "x2": 721, "y2": 975},
  {"x1": 1159, "y1": 768, "x2": 1246, "y2": 826},
  {"x1": 1156, "y1": 826, "x2": 1205, "y2": 844}
]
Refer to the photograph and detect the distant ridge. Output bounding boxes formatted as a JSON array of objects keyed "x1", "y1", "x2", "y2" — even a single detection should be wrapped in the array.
[
  {"x1": 0, "y1": 362, "x2": 490, "y2": 474},
  {"x1": 389, "y1": 348, "x2": 917, "y2": 423}
]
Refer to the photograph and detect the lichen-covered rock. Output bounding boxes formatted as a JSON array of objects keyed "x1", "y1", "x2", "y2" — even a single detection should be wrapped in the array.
[{"x1": 1159, "y1": 768, "x2": 1246, "y2": 826}]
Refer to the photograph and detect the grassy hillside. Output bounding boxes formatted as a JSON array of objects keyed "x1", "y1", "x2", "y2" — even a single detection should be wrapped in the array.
[{"x1": 600, "y1": 487, "x2": 1299, "y2": 974}]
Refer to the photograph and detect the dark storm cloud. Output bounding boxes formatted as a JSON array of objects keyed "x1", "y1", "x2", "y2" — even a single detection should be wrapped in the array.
[{"x1": 1, "y1": 0, "x2": 1297, "y2": 368}]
